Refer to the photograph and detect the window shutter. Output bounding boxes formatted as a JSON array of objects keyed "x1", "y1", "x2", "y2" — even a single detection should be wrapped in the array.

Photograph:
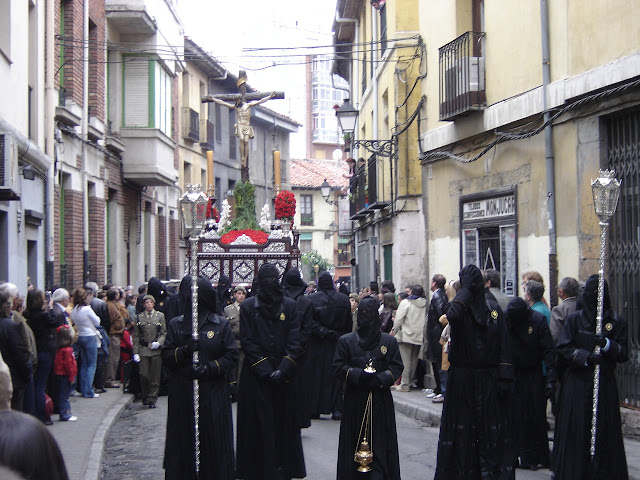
[{"x1": 124, "y1": 57, "x2": 149, "y2": 127}]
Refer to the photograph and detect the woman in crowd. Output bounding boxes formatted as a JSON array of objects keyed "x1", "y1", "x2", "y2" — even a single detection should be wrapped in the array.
[
  {"x1": 379, "y1": 292, "x2": 398, "y2": 334},
  {"x1": 24, "y1": 289, "x2": 58, "y2": 425},
  {"x1": 70, "y1": 288, "x2": 100, "y2": 399}
]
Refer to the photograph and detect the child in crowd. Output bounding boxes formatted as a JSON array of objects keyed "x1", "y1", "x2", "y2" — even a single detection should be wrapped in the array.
[{"x1": 54, "y1": 324, "x2": 77, "y2": 422}]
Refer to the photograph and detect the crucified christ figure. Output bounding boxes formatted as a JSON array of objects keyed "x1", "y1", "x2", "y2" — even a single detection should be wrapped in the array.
[{"x1": 204, "y1": 71, "x2": 281, "y2": 181}]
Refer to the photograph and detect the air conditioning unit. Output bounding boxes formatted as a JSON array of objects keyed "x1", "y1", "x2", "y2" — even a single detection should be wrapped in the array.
[
  {"x1": 444, "y1": 57, "x2": 485, "y2": 100},
  {"x1": 0, "y1": 133, "x2": 21, "y2": 200}
]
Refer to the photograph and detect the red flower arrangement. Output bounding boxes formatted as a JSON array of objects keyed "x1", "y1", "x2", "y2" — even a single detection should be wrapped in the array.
[
  {"x1": 275, "y1": 190, "x2": 296, "y2": 221},
  {"x1": 220, "y1": 229, "x2": 269, "y2": 245}
]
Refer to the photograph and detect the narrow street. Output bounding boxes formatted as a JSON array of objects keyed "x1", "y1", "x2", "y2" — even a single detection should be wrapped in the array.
[{"x1": 101, "y1": 396, "x2": 554, "y2": 480}]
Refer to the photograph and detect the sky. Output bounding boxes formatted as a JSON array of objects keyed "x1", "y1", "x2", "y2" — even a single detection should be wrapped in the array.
[{"x1": 178, "y1": 0, "x2": 340, "y2": 157}]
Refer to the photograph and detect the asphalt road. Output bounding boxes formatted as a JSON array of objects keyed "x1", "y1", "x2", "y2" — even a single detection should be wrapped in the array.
[{"x1": 100, "y1": 396, "x2": 554, "y2": 480}]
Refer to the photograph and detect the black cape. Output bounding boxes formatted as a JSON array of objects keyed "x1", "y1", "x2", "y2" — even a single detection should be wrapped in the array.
[
  {"x1": 235, "y1": 295, "x2": 306, "y2": 480},
  {"x1": 281, "y1": 269, "x2": 314, "y2": 429},
  {"x1": 434, "y1": 282, "x2": 516, "y2": 480},
  {"x1": 552, "y1": 308, "x2": 628, "y2": 480},
  {"x1": 506, "y1": 298, "x2": 557, "y2": 469},
  {"x1": 161, "y1": 310, "x2": 238, "y2": 480},
  {"x1": 333, "y1": 331, "x2": 404, "y2": 480},
  {"x1": 306, "y1": 285, "x2": 352, "y2": 416}
]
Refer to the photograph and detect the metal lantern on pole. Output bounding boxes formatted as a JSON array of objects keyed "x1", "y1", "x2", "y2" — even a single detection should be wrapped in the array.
[
  {"x1": 589, "y1": 169, "x2": 621, "y2": 459},
  {"x1": 178, "y1": 184, "x2": 209, "y2": 475}
]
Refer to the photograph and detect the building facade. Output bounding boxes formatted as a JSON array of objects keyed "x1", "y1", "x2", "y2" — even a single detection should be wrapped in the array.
[
  {"x1": 418, "y1": 0, "x2": 640, "y2": 407},
  {"x1": 0, "y1": 0, "x2": 52, "y2": 291},
  {"x1": 333, "y1": 0, "x2": 426, "y2": 291},
  {"x1": 290, "y1": 159, "x2": 350, "y2": 285}
]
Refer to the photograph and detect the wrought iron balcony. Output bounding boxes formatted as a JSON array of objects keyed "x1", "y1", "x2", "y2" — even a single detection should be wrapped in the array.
[
  {"x1": 182, "y1": 107, "x2": 200, "y2": 143},
  {"x1": 439, "y1": 31, "x2": 486, "y2": 121}
]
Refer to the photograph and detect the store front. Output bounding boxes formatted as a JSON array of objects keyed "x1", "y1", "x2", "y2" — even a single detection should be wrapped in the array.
[{"x1": 460, "y1": 187, "x2": 518, "y2": 297}]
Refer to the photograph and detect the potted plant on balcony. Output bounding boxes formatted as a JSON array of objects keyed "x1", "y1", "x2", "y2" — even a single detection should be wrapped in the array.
[{"x1": 275, "y1": 190, "x2": 296, "y2": 233}]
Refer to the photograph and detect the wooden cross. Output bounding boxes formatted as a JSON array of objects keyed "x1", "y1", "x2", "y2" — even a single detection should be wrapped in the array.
[{"x1": 202, "y1": 70, "x2": 285, "y2": 182}]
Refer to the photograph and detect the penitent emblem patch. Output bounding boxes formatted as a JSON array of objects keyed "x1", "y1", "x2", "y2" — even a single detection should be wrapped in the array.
[
  {"x1": 605, "y1": 323, "x2": 613, "y2": 332},
  {"x1": 381, "y1": 346, "x2": 388, "y2": 355},
  {"x1": 280, "y1": 312, "x2": 286, "y2": 321},
  {"x1": 528, "y1": 326, "x2": 533, "y2": 335},
  {"x1": 491, "y1": 310, "x2": 498, "y2": 320},
  {"x1": 207, "y1": 331, "x2": 214, "y2": 339}
]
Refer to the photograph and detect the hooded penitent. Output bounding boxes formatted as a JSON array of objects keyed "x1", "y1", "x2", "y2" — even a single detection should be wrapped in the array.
[
  {"x1": 281, "y1": 268, "x2": 307, "y2": 300},
  {"x1": 147, "y1": 277, "x2": 166, "y2": 303},
  {"x1": 356, "y1": 297, "x2": 381, "y2": 350},
  {"x1": 182, "y1": 277, "x2": 217, "y2": 329},
  {"x1": 256, "y1": 263, "x2": 283, "y2": 320}
]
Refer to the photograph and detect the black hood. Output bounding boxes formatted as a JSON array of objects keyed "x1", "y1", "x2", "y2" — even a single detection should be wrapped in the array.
[
  {"x1": 183, "y1": 277, "x2": 217, "y2": 328},
  {"x1": 505, "y1": 297, "x2": 529, "y2": 329},
  {"x1": 459, "y1": 264, "x2": 489, "y2": 325},
  {"x1": 147, "y1": 277, "x2": 167, "y2": 303},
  {"x1": 318, "y1": 272, "x2": 334, "y2": 291},
  {"x1": 216, "y1": 274, "x2": 232, "y2": 312},
  {"x1": 256, "y1": 263, "x2": 283, "y2": 320},
  {"x1": 579, "y1": 274, "x2": 611, "y2": 325},
  {"x1": 357, "y1": 297, "x2": 382, "y2": 350},
  {"x1": 281, "y1": 268, "x2": 307, "y2": 300}
]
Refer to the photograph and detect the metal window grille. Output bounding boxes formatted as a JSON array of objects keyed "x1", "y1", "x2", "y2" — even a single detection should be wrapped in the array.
[{"x1": 606, "y1": 107, "x2": 640, "y2": 408}]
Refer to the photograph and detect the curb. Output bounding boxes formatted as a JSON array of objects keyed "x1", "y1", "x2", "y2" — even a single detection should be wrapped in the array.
[
  {"x1": 83, "y1": 393, "x2": 134, "y2": 480},
  {"x1": 392, "y1": 393, "x2": 442, "y2": 428}
]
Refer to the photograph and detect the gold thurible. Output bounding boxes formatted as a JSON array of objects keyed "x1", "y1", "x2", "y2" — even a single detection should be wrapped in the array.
[{"x1": 354, "y1": 359, "x2": 376, "y2": 473}]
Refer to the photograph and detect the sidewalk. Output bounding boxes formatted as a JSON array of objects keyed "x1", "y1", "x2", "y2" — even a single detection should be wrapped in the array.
[
  {"x1": 391, "y1": 388, "x2": 640, "y2": 480},
  {"x1": 47, "y1": 387, "x2": 132, "y2": 480}
]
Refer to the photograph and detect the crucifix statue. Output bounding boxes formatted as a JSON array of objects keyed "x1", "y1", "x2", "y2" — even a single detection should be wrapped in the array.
[{"x1": 202, "y1": 70, "x2": 285, "y2": 182}]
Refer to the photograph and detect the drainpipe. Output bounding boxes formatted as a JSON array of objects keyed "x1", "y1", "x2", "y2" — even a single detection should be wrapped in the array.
[
  {"x1": 165, "y1": 187, "x2": 170, "y2": 279},
  {"x1": 45, "y1": 0, "x2": 55, "y2": 290},
  {"x1": 371, "y1": 5, "x2": 381, "y2": 286},
  {"x1": 541, "y1": 0, "x2": 558, "y2": 307},
  {"x1": 82, "y1": 0, "x2": 89, "y2": 285}
]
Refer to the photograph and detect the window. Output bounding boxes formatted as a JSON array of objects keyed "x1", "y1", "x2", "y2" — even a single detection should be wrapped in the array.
[
  {"x1": 300, "y1": 194, "x2": 313, "y2": 225},
  {"x1": 0, "y1": 0, "x2": 11, "y2": 62},
  {"x1": 379, "y1": 4, "x2": 387, "y2": 55},
  {"x1": 123, "y1": 55, "x2": 172, "y2": 136},
  {"x1": 300, "y1": 240, "x2": 312, "y2": 253}
]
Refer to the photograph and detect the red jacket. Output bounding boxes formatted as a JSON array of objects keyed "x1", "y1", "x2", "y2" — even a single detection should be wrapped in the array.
[{"x1": 54, "y1": 346, "x2": 77, "y2": 382}]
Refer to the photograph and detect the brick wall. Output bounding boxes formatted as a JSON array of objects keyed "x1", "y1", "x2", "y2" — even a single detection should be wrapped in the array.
[
  {"x1": 88, "y1": 0, "x2": 105, "y2": 121},
  {"x1": 89, "y1": 195, "x2": 106, "y2": 283},
  {"x1": 169, "y1": 217, "x2": 180, "y2": 279},
  {"x1": 156, "y1": 211, "x2": 167, "y2": 279},
  {"x1": 63, "y1": 189, "x2": 85, "y2": 290}
]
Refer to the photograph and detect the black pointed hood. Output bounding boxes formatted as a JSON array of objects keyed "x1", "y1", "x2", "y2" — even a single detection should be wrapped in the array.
[
  {"x1": 357, "y1": 297, "x2": 382, "y2": 350},
  {"x1": 281, "y1": 268, "x2": 307, "y2": 300}
]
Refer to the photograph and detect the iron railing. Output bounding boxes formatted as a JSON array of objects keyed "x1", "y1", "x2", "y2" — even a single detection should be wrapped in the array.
[
  {"x1": 606, "y1": 107, "x2": 640, "y2": 409},
  {"x1": 182, "y1": 107, "x2": 199, "y2": 142},
  {"x1": 439, "y1": 31, "x2": 486, "y2": 121}
]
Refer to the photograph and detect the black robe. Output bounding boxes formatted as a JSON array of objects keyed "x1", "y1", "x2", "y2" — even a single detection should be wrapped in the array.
[
  {"x1": 434, "y1": 286, "x2": 515, "y2": 480},
  {"x1": 333, "y1": 332, "x2": 404, "y2": 480},
  {"x1": 282, "y1": 277, "x2": 314, "y2": 429},
  {"x1": 506, "y1": 301, "x2": 557, "y2": 469},
  {"x1": 235, "y1": 295, "x2": 306, "y2": 480},
  {"x1": 162, "y1": 312, "x2": 238, "y2": 480},
  {"x1": 552, "y1": 308, "x2": 628, "y2": 480},
  {"x1": 306, "y1": 288, "x2": 352, "y2": 416}
]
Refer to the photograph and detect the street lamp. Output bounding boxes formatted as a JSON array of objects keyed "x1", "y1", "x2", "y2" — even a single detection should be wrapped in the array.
[
  {"x1": 335, "y1": 98, "x2": 358, "y2": 139},
  {"x1": 324, "y1": 221, "x2": 339, "y2": 239},
  {"x1": 589, "y1": 169, "x2": 621, "y2": 460},
  {"x1": 320, "y1": 178, "x2": 339, "y2": 205},
  {"x1": 178, "y1": 183, "x2": 208, "y2": 476}
]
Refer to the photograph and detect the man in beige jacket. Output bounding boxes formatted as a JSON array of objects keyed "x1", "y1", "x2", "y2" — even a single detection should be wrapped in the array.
[{"x1": 391, "y1": 284, "x2": 428, "y2": 392}]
